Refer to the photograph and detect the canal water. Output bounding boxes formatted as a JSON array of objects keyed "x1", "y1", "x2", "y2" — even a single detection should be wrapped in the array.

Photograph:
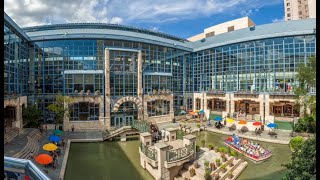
[{"x1": 65, "y1": 131, "x2": 291, "y2": 180}]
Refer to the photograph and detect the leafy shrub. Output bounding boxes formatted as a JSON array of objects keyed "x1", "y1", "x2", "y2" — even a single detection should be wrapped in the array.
[
  {"x1": 289, "y1": 136, "x2": 304, "y2": 151},
  {"x1": 294, "y1": 115, "x2": 316, "y2": 133}
]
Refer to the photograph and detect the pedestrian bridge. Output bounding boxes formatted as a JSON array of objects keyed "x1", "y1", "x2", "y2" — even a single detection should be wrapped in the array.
[{"x1": 103, "y1": 120, "x2": 151, "y2": 141}]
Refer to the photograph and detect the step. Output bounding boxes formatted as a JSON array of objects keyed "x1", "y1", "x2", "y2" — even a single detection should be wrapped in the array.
[
  {"x1": 183, "y1": 162, "x2": 193, "y2": 171},
  {"x1": 230, "y1": 161, "x2": 248, "y2": 180}
]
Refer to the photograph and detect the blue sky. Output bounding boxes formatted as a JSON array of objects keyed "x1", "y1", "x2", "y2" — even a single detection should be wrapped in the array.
[{"x1": 4, "y1": 0, "x2": 285, "y2": 38}]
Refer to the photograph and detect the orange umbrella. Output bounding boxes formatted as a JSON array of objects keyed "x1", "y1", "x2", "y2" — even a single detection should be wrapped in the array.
[
  {"x1": 189, "y1": 112, "x2": 198, "y2": 116},
  {"x1": 253, "y1": 122, "x2": 262, "y2": 126},
  {"x1": 238, "y1": 120, "x2": 247, "y2": 124},
  {"x1": 35, "y1": 154, "x2": 53, "y2": 165}
]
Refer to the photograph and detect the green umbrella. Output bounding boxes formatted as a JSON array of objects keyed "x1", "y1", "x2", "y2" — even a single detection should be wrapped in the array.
[{"x1": 53, "y1": 129, "x2": 63, "y2": 135}]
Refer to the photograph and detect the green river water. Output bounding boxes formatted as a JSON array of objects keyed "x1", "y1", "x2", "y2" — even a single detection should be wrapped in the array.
[{"x1": 65, "y1": 131, "x2": 291, "y2": 180}]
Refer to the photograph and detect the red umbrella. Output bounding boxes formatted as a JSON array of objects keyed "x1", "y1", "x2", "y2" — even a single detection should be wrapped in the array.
[
  {"x1": 253, "y1": 122, "x2": 262, "y2": 126},
  {"x1": 35, "y1": 154, "x2": 53, "y2": 165}
]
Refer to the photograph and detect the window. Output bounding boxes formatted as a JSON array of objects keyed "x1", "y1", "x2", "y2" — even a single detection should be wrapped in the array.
[
  {"x1": 205, "y1": 31, "x2": 215, "y2": 38},
  {"x1": 287, "y1": 13, "x2": 291, "y2": 17},
  {"x1": 227, "y1": 26, "x2": 234, "y2": 32},
  {"x1": 299, "y1": 11, "x2": 302, "y2": 15},
  {"x1": 287, "y1": 8, "x2": 290, "y2": 11},
  {"x1": 147, "y1": 100, "x2": 170, "y2": 117},
  {"x1": 286, "y1": 3, "x2": 290, "y2": 6}
]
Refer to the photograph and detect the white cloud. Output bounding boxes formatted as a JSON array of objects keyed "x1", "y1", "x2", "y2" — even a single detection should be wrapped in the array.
[
  {"x1": 240, "y1": 9, "x2": 253, "y2": 17},
  {"x1": 150, "y1": 27, "x2": 159, "y2": 31},
  {"x1": 272, "y1": 17, "x2": 285, "y2": 23},
  {"x1": 4, "y1": 0, "x2": 283, "y2": 27}
]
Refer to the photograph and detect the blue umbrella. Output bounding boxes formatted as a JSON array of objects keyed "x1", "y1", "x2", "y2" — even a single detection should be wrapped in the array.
[
  {"x1": 267, "y1": 123, "x2": 277, "y2": 128},
  {"x1": 49, "y1": 135, "x2": 61, "y2": 142},
  {"x1": 214, "y1": 117, "x2": 223, "y2": 121},
  {"x1": 199, "y1": 109, "x2": 205, "y2": 115}
]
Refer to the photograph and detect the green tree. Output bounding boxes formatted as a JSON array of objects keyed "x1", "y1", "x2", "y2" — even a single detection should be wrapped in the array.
[
  {"x1": 22, "y1": 105, "x2": 42, "y2": 128},
  {"x1": 282, "y1": 137, "x2": 316, "y2": 180},
  {"x1": 47, "y1": 95, "x2": 73, "y2": 129},
  {"x1": 294, "y1": 115, "x2": 316, "y2": 133},
  {"x1": 294, "y1": 56, "x2": 316, "y2": 116},
  {"x1": 289, "y1": 136, "x2": 304, "y2": 152}
]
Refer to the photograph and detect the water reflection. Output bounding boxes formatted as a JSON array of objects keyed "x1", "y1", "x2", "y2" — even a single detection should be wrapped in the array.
[{"x1": 65, "y1": 131, "x2": 290, "y2": 180}]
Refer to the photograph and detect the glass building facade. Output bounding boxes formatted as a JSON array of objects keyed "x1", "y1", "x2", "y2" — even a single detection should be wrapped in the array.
[
  {"x1": 3, "y1": 11, "x2": 316, "y2": 128},
  {"x1": 193, "y1": 35, "x2": 316, "y2": 92}
]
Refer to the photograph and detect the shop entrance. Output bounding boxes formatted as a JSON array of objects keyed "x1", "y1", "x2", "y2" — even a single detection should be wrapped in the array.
[{"x1": 4, "y1": 106, "x2": 16, "y2": 128}]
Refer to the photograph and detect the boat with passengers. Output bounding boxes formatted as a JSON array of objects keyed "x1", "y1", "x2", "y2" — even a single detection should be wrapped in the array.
[{"x1": 223, "y1": 134, "x2": 272, "y2": 163}]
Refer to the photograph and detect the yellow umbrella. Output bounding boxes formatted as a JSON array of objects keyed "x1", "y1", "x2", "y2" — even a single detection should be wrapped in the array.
[
  {"x1": 43, "y1": 143, "x2": 58, "y2": 151},
  {"x1": 226, "y1": 118, "x2": 235, "y2": 123}
]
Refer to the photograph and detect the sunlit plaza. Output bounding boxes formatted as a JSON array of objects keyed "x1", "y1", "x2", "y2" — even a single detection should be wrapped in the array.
[{"x1": 3, "y1": 1, "x2": 316, "y2": 179}]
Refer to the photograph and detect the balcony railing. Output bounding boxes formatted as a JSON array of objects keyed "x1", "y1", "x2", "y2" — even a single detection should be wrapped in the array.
[
  {"x1": 166, "y1": 142, "x2": 195, "y2": 162},
  {"x1": 140, "y1": 142, "x2": 157, "y2": 161}
]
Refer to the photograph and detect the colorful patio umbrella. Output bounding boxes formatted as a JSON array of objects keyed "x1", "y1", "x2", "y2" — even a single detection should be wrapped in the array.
[
  {"x1": 199, "y1": 109, "x2": 205, "y2": 115},
  {"x1": 49, "y1": 135, "x2": 61, "y2": 142},
  {"x1": 35, "y1": 154, "x2": 53, "y2": 165},
  {"x1": 189, "y1": 112, "x2": 198, "y2": 116},
  {"x1": 43, "y1": 143, "x2": 58, "y2": 151},
  {"x1": 214, "y1": 117, "x2": 223, "y2": 121},
  {"x1": 238, "y1": 120, "x2": 247, "y2": 124},
  {"x1": 253, "y1": 122, "x2": 262, "y2": 126},
  {"x1": 226, "y1": 118, "x2": 235, "y2": 123},
  {"x1": 267, "y1": 123, "x2": 277, "y2": 128},
  {"x1": 53, "y1": 129, "x2": 63, "y2": 135},
  {"x1": 179, "y1": 110, "x2": 186, "y2": 115}
]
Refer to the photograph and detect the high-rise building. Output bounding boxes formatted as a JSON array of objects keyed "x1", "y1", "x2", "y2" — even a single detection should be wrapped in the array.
[{"x1": 284, "y1": 0, "x2": 316, "y2": 21}]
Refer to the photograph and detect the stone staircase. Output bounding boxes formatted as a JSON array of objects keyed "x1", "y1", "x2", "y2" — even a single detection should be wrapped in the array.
[
  {"x1": 13, "y1": 129, "x2": 43, "y2": 160},
  {"x1": 4, "y1": 127, "x2": 20, "y2": 144},
  {"x1": 176, "y1": 156, "x2": 247, "y2": 180}
]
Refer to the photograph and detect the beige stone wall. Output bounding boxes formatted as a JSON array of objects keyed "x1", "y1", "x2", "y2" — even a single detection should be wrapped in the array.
[
  {"x1": 187, "y1": 33, "x2": 205, "y2": 42},
  {"x1": 285, "y1": 0, "x2": 315, "y2": 21},
  {"x1": 63, "y1": 96, "x2": 105, "y2": 131},
  {"x1": 4, "y1": 96, "x2": 27, "y2": 128}
]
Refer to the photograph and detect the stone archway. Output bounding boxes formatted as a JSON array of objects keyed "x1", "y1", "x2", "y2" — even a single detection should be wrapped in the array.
[{"x1": 112, "y1": 96, "x2": 143, "y2": 120}]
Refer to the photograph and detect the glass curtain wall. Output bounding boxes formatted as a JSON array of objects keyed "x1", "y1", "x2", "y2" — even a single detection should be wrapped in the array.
[
  {"x1": 4, "y1": 23, "x2": 30, "y2": 98},
  {"x1": 193, "y1": 35, "x2": 316, "y2": 93}
]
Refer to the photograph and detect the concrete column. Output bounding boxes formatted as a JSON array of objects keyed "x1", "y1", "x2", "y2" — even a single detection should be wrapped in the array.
[
  {"x1": 137, "y1": 50, "x2": 143, "y2": 120},
  {"x1": 120, "y1": 133, "x2": 127, "y2": 141},
  {"x1": 259, "y1": 94, "x2": 264, "y2": 117},
  {"x1": 182, "y1": 134, "x2": 197, "y2": 159},
  {"x1": 170, "y1": 94, "x2": 174, "y2": 120},
  {"x1": 104, "y1": 49, "x2": 111, "y2": 130},
  {"x1": 230, "y1": 94, "x2": 235, "y2": 114},
  {"x1": 154, "y1": 143, "x2": 171, "y2": 180}
]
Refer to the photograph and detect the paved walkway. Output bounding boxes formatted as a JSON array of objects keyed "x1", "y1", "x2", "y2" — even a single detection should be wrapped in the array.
[
  {"x1": 4, "y1": 128, "x2": 34, "y2": 157},
  {"x1": 157, "y1": 121, "x2": 292, "y2": 144}
]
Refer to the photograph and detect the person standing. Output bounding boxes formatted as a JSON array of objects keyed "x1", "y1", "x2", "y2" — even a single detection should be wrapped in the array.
[
  {"x1": 71, "y1": 125, "x2": 75, "y2": 132},
  {"x1": 161, "y1": 129, "x2": 165, "y2": 141},
  {"x1": 61, "y1": 139, "x2": 65, "y2": 149}
]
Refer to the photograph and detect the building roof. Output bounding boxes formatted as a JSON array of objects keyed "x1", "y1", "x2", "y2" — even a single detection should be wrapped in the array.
[{"x1": 191, "y1": 18, "x2": 316, "y2": 51}]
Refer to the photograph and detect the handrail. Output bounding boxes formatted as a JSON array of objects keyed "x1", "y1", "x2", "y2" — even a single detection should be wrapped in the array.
[
  {"x1": 166, "y1": 142, "x2": 195, "y2": 162},
  {"x1": 4, "y1": 156, "x2": 51, "y2": 180},
  {"x1": 140, "y1": 143, "x2": 157, "y2": 161}
]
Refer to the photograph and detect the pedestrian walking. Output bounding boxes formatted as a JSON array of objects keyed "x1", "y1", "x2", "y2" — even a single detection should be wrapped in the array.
[
  {"x1": 62, "y1": 139, "x2": 65, "y2": 149},
  {"x1": 161, "y1": 129, "x2": 165, "y2": 141},
  {"x1": 29, "y1": 151, "x2": 34, "y2": 160}
]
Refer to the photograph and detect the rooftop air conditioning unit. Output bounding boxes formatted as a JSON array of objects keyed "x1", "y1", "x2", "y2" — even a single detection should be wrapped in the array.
[
  {"x1": 201, "y1": 38, "x2": 206, "y2": 42},
  {"x1": 249, "y1": 26, "x2": 255, "y2": 31}
]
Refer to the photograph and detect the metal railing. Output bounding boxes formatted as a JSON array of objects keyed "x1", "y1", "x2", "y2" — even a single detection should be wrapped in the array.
[
  {"x1": 166, "y1": 142, "x2": 195, "y2": 162},
  {"x1": 4, "y1": 156, "x2": 51, "y2": 180},
  {"x1": 140, "y1": 142, "x2": 157, "y2": 161},
  {"x1": 131, "y1": 120, "x2": 150, "y2": 132}
]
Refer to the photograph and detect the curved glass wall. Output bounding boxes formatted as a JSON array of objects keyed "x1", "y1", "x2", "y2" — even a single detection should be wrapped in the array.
[{"x1": 193, "y1": 35, "x2": 316, "y2": 92}]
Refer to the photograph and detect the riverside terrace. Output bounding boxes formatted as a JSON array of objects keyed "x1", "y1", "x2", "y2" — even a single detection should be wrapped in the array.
[{"x1": 4, "y1": 119, "x2": 296, "y2": 179}]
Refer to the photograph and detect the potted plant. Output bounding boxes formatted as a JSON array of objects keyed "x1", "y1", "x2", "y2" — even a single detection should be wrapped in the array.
[
  {"x1": 210, "y1": 162, "x2": 216, "y2": 171},
  {"x1": 196, "y1": 145, "x2": 200, "y2": 152},
  {"x1": 197, "y1": 124, "x2": 201, "y2": 131},
  {"x1": 229, "y1": 162, "x2": 234, "y2": 167},
  {"x1": 215, "y1": 158, "x2": 221, "y2": 167},
  {"x1": 208, "y1": 144, "x2": 214, "y2": 150},
  {"x1": 221, "y1": 164, "x2": 227, "y2": 173},
  {"x1": 230, "y1": 150, "x2": 235, "y2": 157},
  {"x1": 193, "y1": 160, "x2": 199, "y2": 168},
  {"x1": 189, "y1": 168, "x2": 196, "y2": 177},
  {"x1": 228, "y1": 171, "x2": 233, "y2": 179},
  {"x1": 204, "y1": 160, "x2": 209, "y2": 169},
  {"x1": 227, "y1": 147, "x2": 231, "y2": 156},
  {"x1": 234, "y1": 151, "x2": 239, "y2": 160},
  {"x1": 221, "y1": 154, "x2": 227, "y2": 162},
  {"x1": 201, "y1": 139, "x2": 206, "y2": 147},
  {"x1": 204, "y1": 170, "x2": 211, "y2": 180}
]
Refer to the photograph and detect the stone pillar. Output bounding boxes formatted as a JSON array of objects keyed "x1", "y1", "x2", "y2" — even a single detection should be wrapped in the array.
[
  {"x1": 230, "y1": 94, "x2": 235, "y2": 114},
  {"x1": 120, "y1": 133, "x2": 127, "y2": 141},
  {"x1": 104, "y1": 48, "x2": 111, "y2": 130},
  {"x1": 183, "y1": 134, "x2": 197, "y2": 159},
  {"x1": 165, "y1": 128, "x2": 177, "y2": 142},
  {"x1": 259, "y1": 94, "x2": 264, "y2": 117},
  {"x1": 154, "y1": 142, "x2": 171, "y2": 180},
  {"x1": 170, "y1": 94, "x2": 174, "y2": 120},
  {"x1": 137, "y1": 50, "x2": 143, "y2": 121}
]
